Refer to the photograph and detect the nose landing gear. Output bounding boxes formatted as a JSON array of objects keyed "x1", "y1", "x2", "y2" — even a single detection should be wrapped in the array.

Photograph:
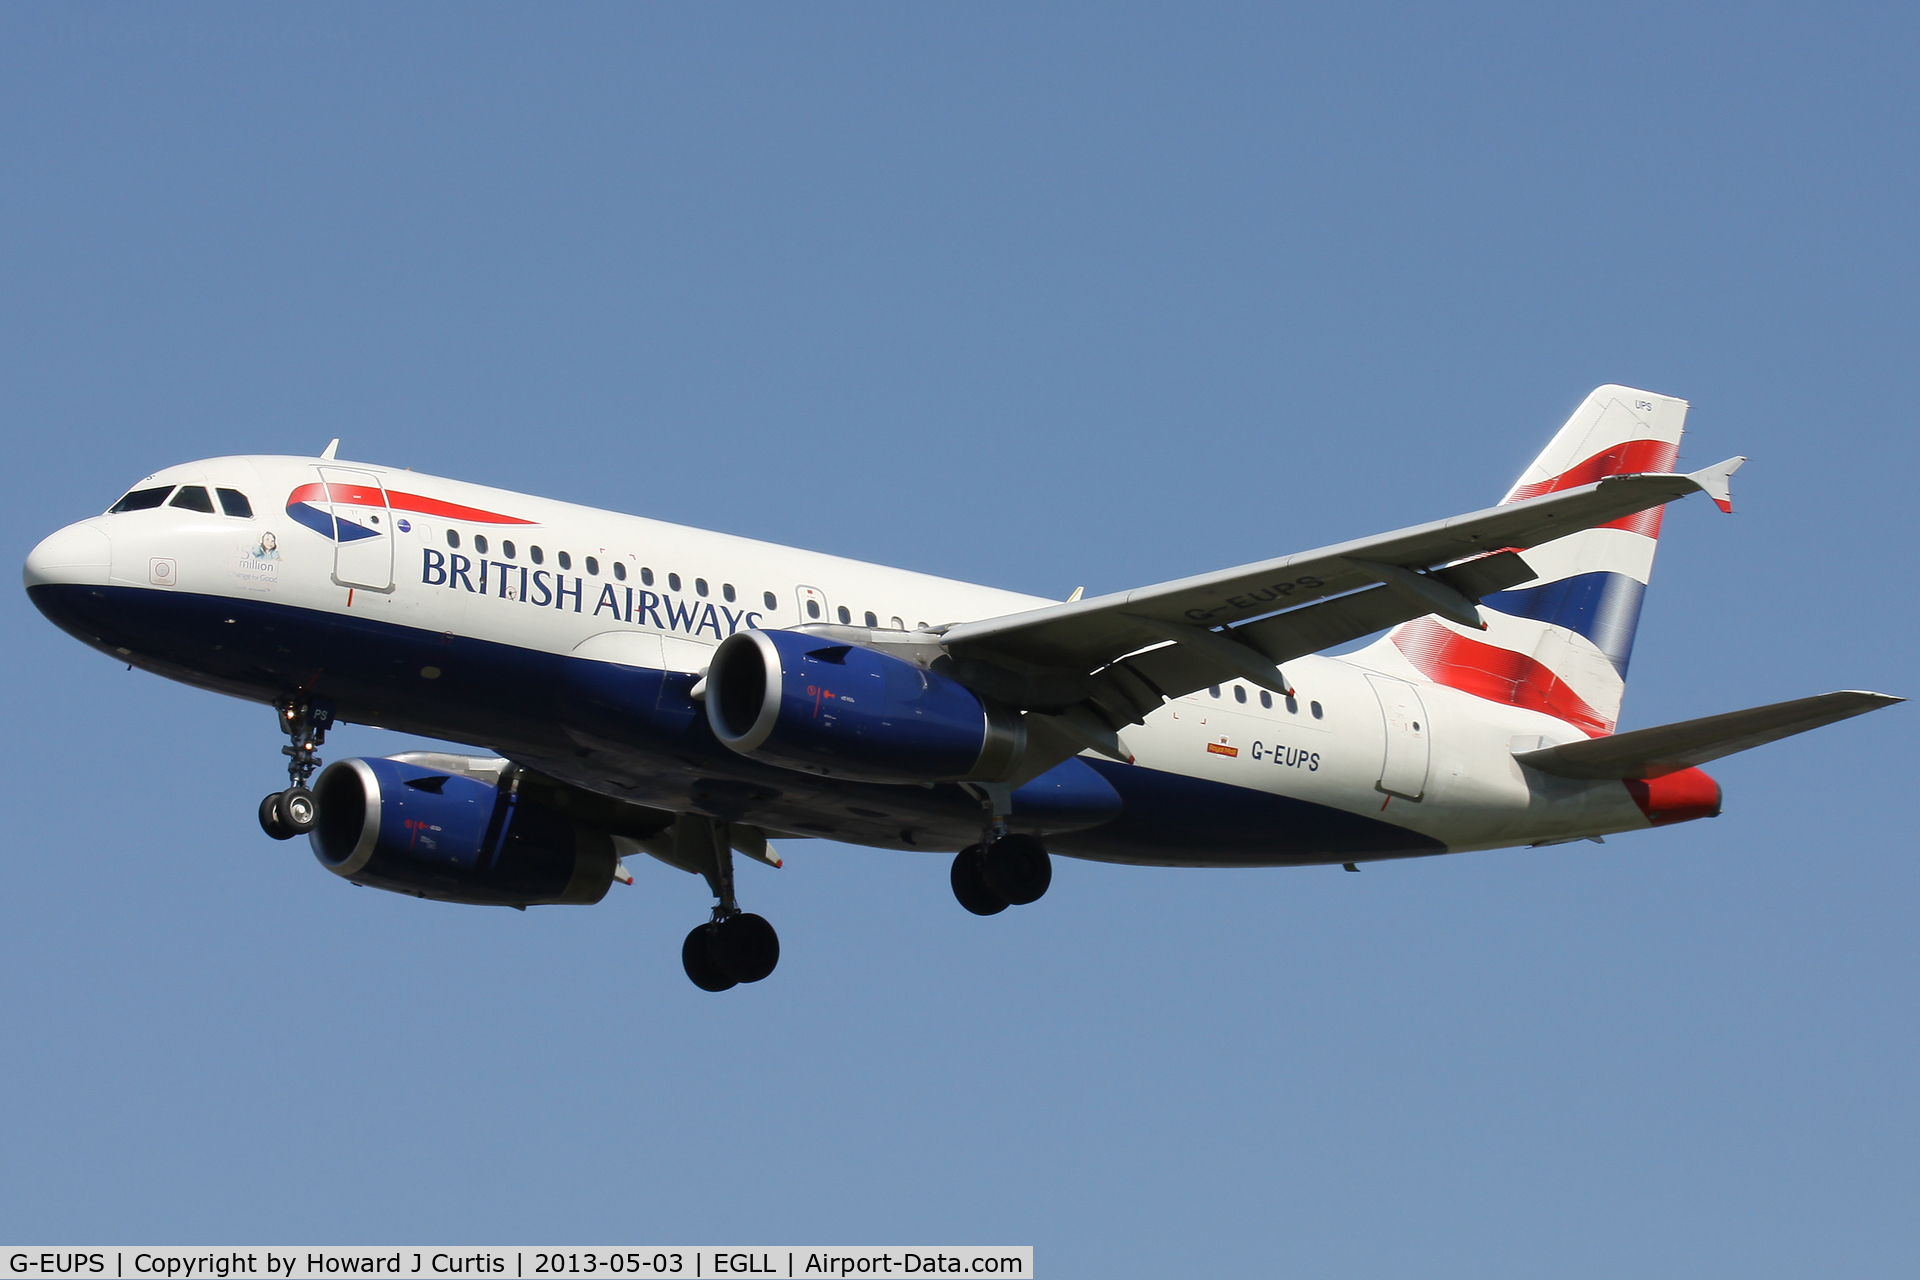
[{"x1": 257, "y1": 699, "x2": 333, "y2": 841}]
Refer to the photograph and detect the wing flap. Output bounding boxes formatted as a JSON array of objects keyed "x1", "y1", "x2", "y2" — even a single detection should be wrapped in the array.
[{"x1": 1514, "y1": 690, "x2": 1903, "y2": 780}]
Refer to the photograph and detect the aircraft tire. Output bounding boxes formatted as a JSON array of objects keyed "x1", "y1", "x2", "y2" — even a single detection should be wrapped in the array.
[
  {"x1": 950, "y1": 845, "x2": 1009, "y2": 916},
  {"x1": 713, "y1": 912, "x2": 780, "y2": 983},
  {"x1": 682, "y1": 923, "x2": 738, "y2": 992},
  {"x1": 258, "y1": 792, "x2": 296, "y2": 841},
  {"x1": 983, "y1": 834, "x2": 1051, "y2": 905},
  {"x1": 280, "y1": 786, "x2": 319, "y2": 834}
]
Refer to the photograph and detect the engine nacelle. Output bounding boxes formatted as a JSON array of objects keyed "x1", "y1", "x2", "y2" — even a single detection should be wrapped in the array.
[
  {"x1": 309, "y1": 756, "x2": 617, "y2": 906},
  {"x1": 706, "y1": 629, "x2": 1023, "y2": 783}
]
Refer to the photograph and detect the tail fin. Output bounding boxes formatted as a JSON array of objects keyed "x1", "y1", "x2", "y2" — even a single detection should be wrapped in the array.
[{"x1": 1381, "y1": 386, "x2": 1689, "y2": 736}]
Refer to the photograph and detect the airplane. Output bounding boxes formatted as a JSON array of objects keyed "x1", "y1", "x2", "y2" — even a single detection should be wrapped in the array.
[{"x1": 23, "y1": 385, "x2": 1901, "y2": 991}]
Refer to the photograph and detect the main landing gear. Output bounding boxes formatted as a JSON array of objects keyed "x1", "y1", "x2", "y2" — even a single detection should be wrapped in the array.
[
  {"x1": 950, "y1": 782, "x2": 1053, "y2": 915},
  {"x1": 671, "y1": 814, "x2": 781, "y2": 992},
  {"x1": 950, "y1": 832, "x2": 1053, "y2": 916},
  {"x1": 258, "y1": 699, "x2": 333, "y2": 841}
]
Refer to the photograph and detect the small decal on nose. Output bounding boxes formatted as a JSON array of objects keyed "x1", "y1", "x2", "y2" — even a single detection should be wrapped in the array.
[{"x1": 148, "y1": 557, "x2": 177, "y2": 586}]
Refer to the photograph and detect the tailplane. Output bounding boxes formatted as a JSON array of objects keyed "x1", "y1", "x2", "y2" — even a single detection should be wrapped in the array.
[{"x1": 1373, "y1": 386, "x2": 1690, "y2": 736}]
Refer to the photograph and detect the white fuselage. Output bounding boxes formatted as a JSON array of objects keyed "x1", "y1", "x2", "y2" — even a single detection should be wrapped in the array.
[{"x1": 25, "y1": 453, "x2": 1662, "y2": 865}]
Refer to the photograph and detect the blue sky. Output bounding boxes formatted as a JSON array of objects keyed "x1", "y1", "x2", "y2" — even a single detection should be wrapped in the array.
[{"x1": 2, "y1": 4, "x2": 1915, "y2": 1274}]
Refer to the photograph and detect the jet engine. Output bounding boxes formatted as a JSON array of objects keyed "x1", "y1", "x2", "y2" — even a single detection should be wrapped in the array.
[
  {"x1": 706, "y1": 629, "x2": 1023, "y2": 783},
  {"x1": 309, "y1": 755, "x2": 618, "y2": 906}
]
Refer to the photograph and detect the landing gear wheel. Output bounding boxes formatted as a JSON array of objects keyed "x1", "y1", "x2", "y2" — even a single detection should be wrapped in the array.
[
  {"x1": 258, "y1": 793, "x2": 296, "y2": 841},
  {"x1": 983, "y1": 834, "x2": 1051, "y2": 905},
  {"x1": 951, "y1": 844, "x2": 1009, "y2": 916},
  {"x1": 682, "y1": 923, "x2": 738, "y2": 992},
  {"x1": 711, "y1": 912, "x2": 780, "y2": 983},
  {"x1": 280, "y1": 786, "x2": 318, "y2": 834}
]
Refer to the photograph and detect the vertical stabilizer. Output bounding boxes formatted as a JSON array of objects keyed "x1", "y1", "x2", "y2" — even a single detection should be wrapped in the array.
[{"x1": 1375, "y1": 386, "x2": 1689, "y2": 736}]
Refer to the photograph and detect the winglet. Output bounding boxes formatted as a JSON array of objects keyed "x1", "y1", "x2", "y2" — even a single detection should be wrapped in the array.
[
  {"x1": 1688, "y1": 455, "x2": 1745, "y2": 514},
  {"x1": 320, "y1": 438, "x2": 340, "y2": 461}
]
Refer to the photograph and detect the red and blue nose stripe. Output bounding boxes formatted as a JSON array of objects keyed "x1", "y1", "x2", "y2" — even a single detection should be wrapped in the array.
[{"x1": 284, "y1": 482, "x2": 535, "y2": 542}]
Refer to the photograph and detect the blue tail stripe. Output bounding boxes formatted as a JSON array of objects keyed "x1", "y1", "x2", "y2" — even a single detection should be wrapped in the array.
[{"x1": 1481, "y1": 571, "x2": 1647, "y2": 675}]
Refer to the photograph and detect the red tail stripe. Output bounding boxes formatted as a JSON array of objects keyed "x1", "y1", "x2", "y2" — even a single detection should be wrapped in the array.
[
  {"x1": 1392, "y1": 617, "x2": 1614, "y2": 737},
  {"x1": 1597, "y1": 506, "x2": 1666, "y2": 538},
  {"x1": 1506, "y1": 437, "x2": 1680, "y2": 505},
  {"x1": 287, "y1": 482, "x2": 536, "y2": 525}
]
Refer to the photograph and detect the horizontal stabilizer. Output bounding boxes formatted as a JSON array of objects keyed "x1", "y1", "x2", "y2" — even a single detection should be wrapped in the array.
[{"x1": 1515, "y1": 690, "x2": 1903, "y2": 780}]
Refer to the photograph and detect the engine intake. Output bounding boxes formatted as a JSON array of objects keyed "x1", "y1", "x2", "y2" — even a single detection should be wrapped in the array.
[
  {"x1": 706, "y1": 629, "x2": 1023, "y2": 783},
  {"x1": 310, "y1": 756, "x2": 617, "y2": 906}
]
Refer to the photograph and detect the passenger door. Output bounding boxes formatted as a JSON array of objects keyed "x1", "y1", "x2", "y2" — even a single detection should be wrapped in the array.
[
  {"x1": 317, "y1": 466, "x2": 394, "y2": 591},
  {"x1": 1366, "y1": 673, "x2": 1431, "y2": 800}
]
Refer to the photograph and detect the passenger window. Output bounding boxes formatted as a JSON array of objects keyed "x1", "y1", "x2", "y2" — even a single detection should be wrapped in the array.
[
  {"x1": 503, "y1": 541, "x2": 516, "y2": 560},
  {"x1": 864, "y1": 611, "x2": 878, "y2": 628},
  {"x1": 806, "y1": 599, "x2": 821, "y2": 619},
  {"x1": 1260, "y1": 691, "x2": 1272, "y2": 709},
  {"x1": 558, "y1": 551, "x2": 572, "y2": 570},
  {"x1": 613, "y1": 561, "x2": 626, "y2": 581},
  {"x1": 531, "y1": 546, "x2": 543, "y2": 564},
  {"x1": 1233, "y1": 686, "x2": 1247, "y2": 703},
  {"x1": 216, "y1": 488, "x2": 253, "y2": 518},
  {"x1": 837, "y1": 606, "x2": 851, "y2": 624},
  {"x1": 1209, "y1": 686, "x2": 1220, "y2": 698},
  {"x1": 917, "y1": 621, "x2": 929, "y2": 630},
  {"x1": 1310, "y1": 701, "x2": 1324, "y2": 719},
  {"x1": 642, "y1": 567, "x2": 655, "y2": 586},
  {"x1": 108, "y1": 485, "x2": 174, "y2": 513},
  {"x1": 668, "y1": 573, "x2": 681, "y2": 591},
  {"x1": 1285, "y1": 695, "x2": 1298, "y2": 714},
  {"x1": 694, "y1": 578, "x2": 707, "y2": 596},
  {"x1": 890, "y1": 616, "x2": 904, "y2": 630},
  {"x1": 763, "y1": 591, "x2": 778, "y2": 610},
  {"x1": 169, "y1": 486, "x2": 216, "y2": 513},
  {"x1": 587, "y1": 557, "x2": 600, "y2": 576},
  {"x1": 474, "y1": 535, "x2": 489, "y2": 555},
  {"x1": 447, "y1": 529, "x2": 461, "y2": 549},
  {"x1": 723, "y1": 583, "x2": 736, "y2": 602}
]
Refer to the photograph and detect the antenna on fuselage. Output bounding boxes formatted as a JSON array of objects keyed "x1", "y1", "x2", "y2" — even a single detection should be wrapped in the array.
[{"x1": 319, "y1": 439, "x2": 340, "y2": 460}]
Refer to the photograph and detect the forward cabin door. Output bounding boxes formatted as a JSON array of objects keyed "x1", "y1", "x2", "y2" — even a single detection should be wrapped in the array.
[
  {"x1": 317, "y1": 466, "x2": 395, "y2": 592},
  {"x1": 1366, "y1": 673, "x2": 1431, "y2": 800}
]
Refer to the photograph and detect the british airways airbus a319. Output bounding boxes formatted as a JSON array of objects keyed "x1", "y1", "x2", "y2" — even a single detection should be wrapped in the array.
[{"x1": 24, "y1": 387, "x2": 1900, "y2": 990}]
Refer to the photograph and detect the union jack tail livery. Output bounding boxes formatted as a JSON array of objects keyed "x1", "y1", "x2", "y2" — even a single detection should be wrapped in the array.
[{"x1": 1375, "y1": 386, "x2": 1691, "y2": 737}]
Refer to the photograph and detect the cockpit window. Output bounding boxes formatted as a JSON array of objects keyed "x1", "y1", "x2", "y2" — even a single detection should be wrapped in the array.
[
  {"x1": 169, "y1": 486, "x2": 216, "y2": 513},
  {"x1": 108, "y1": 486, "x2": 174, "y2": 513},
  {"x1": 217, "y1": 488, "x2": 253, "y2": 518}
]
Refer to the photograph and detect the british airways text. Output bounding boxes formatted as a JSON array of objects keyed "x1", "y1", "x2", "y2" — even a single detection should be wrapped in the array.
[{"x1": 421, "y1": 549, "x2": 763, "y2": 637}]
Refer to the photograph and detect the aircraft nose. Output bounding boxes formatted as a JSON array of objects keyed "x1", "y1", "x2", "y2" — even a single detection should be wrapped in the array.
[{"x1": 24, "y1": 522, "x2": 112, "y2": 588}]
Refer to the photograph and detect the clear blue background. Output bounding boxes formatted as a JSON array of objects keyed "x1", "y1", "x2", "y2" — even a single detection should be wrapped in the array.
[{"x1": 3, "y1": 4, "x2": 1914, "y2": 1274}]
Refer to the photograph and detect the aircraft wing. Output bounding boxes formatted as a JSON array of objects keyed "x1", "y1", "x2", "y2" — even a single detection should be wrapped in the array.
[
  {"x1": 935, "y1": 458, "x2": 1745, "y2": 778},
  {"x1": 944, "y1": 460, "x2": 1743, "y2": 694},
  {"x1": 1514, "y1": 690, "x2": 1904, "y2": 780}
]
